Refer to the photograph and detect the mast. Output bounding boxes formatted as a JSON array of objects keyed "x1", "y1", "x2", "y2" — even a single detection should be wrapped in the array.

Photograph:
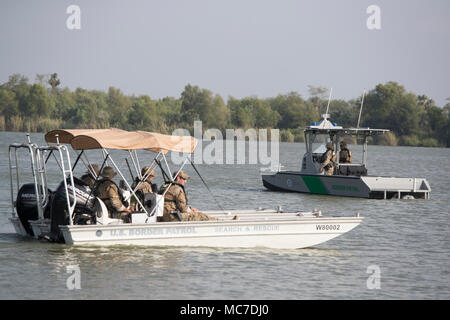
[{"x1": 357, "y1": 89, "x2": 366, "y2": 129}]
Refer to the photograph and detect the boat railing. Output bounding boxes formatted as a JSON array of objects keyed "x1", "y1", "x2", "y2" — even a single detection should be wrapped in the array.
[
  {"x1": 8, "y1": 136, "x2": 43, "y2": 220},
  {"x1": 35, "y1": 144, "x2": 77, "y2": 223}
]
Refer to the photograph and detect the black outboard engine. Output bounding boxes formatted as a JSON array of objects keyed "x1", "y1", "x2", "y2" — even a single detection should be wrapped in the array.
[
  {"x1": 15, "y1": 183, "x2": 52, "y2": 236},
  {"x1": 47, "y1": 177, "x2": 96, "y2": 243}
]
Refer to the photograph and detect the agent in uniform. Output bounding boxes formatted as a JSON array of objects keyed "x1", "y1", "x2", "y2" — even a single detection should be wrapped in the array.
[
  {"x1": 131, "y1": 166, "x2": 157, "y2": 211},
  {"x1": 80, "y1": 164, "x2": 99, "y2": 188},
  {"x1": 339, "y1": 141, "x2": 352, "y2": 163},
  {"x1": 94, "y1": 166, "x2": 131, "y2": 222},
  {"x1": 319, "y1": 142, "x2": 336, "y2": 175},
  {"x1": 160, "y1": 170, "x2": 216, "y2": 222}
]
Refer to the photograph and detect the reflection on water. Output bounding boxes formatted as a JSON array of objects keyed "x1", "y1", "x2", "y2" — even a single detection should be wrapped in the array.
[{"x1": 0, "y1": 132, "x2": 449, "y2": 299}]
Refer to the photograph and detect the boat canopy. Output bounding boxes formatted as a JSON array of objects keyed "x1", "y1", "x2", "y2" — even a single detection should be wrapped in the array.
[
  {"x1": 69, "y1": 130, "x2": 198, "y2": 153},
  {"x1": 45, "y1": 128, "x2": 127, "y2": 144},
  {"x1": 135, "y1": 130, "x2": 198, "y2": 154}
]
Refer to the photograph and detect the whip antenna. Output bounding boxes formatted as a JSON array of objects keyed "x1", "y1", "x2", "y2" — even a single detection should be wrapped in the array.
[
  {"x1": 189, "y1": 159, "x2": 226, "y2": 213},
  {"x1": 325, "y1": 87, "x2": 333, "y2": 116},
  {"x1": 357, "y1": 89, "x2": 366, "y2": 128}
]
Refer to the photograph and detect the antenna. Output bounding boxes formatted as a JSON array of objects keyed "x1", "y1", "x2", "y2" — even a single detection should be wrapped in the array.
[
  {"x1": 325, "y1": 87, "x2": 333, "y2": 116},
  {"x1": 357, "y1": 89, "x2": 366, "y2": 128}
]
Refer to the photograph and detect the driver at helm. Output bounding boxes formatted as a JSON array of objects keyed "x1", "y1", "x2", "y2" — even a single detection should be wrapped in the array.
[{"x1": 319, "y1": 142, "x2": 336, "y2": 175}]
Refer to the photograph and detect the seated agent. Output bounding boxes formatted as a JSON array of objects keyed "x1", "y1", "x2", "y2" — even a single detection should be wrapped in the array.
[
  {"x1": 339, "y1": 141, "x2": 352, "y2": 163},
  {"x1": 130, "y1": 166, "x2": 157, "y2": 211},
  {"x1": 319, "y1": 142, "x2": 337, "y2": 175},
  {"x1": 80, "y1": 164, "x2": 100, "y2": 188},
  {"x1": 94, "y1": 166, "x2": 131, "y2": 222},
  {"x1": 160, "y1": 170, "x2": 216, "y2": 222}
]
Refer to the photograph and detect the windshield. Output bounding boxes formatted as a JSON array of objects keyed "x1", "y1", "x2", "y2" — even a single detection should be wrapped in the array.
[{"x1": 310, "y1": 134, "x2": 330, "y2": 154}]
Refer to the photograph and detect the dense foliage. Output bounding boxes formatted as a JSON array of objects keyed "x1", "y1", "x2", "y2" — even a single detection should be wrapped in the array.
[{"x1": 0, "y1": 74, "x2": 449, "y2": 147}]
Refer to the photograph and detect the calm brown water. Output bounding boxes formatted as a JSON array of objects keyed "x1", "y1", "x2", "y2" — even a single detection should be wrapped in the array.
[{"x1": 0, "y1": 131, "x2": 449, "y2": 299}]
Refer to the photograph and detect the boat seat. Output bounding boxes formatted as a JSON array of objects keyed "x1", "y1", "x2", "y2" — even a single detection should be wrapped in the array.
[
  {"x1": 336, "y1": 164, "x2": 367, "y2": 176},
  {"x1": 93, "y1": 197, "x2": 123, "y2": 225}
]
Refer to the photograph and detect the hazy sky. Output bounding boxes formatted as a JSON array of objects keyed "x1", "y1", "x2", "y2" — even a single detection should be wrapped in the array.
[{"x1": 1, "y1": 0, "x2": 449, "y2": 106}]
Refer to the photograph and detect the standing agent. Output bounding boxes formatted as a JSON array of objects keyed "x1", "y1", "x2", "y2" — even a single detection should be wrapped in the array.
[
  {"x1": 94, "y1": 166, "x2": 131, "y2": 222},
  {"x1": 160, "y1": 170, "x2": 216, "y2": 222},
  {"x1": 339, "y1": 141, "x2": 352, "y2": 163},
  {"x1": 319, "y1": 142, "x2": 336, "y2": 175}
]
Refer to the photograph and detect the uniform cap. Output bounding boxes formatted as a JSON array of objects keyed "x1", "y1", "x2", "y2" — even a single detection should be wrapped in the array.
[
  {"x1": 100, "y1": 166, "x2": 117, "y2": 179},
  {"x1": 326, "y1": 142, "x2": 334, "y2": 150},
  {"x1": 141, "y1": 166, "x2": 156, "y2": 177},
  {"x1": 174, "y1": 170, "x2": 190, "y2": 180}
]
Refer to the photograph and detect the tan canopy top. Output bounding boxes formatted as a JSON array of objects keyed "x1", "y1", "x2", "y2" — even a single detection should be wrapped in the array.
[
  {"x1": 67, "y1": 130, "x2": 198, "y2": 154},
  {"x1": 45, "y1": 128, "x2": 127, "y2": 144}
]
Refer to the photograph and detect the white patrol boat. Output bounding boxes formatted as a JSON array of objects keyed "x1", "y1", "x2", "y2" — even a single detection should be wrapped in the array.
[
  {"x1": 9, "y1": 129, "x2": 363, "y2": 249},
  {"x1": 262, "y1": 113, "x2": 431, "y2": 199}
]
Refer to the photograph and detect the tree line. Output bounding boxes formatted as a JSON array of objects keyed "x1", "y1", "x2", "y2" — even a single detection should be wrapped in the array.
[{"x1": 0, "y1": 73, "x2": 449, "y2": 147}]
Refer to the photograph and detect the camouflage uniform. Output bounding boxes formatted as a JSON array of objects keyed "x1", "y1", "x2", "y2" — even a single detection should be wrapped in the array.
[
  {"x1": 339, "y1": 142, "x2": 352, "y2": 163},
  {"x1": 131, "y1": 179, "x2": 153, "y2": 211},
  {"x1": 339, "y1": 149, "x2": 352, "y2": 163},
  {"x1": 94, "y1": 166, "x2": 130, "y2": 222},
  {"x1": 320, "y1": 143, "x2": 336, "y2": 175},
  {"x1": 160, "y1": 170, "x2": 216, "y2": 222},
  {"x1": 130, "y1": 166, "x2": 156, "y2": 211}
]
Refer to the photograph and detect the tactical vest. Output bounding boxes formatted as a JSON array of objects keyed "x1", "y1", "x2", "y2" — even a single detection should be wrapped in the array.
[
  {"x1": 94, "y1": 179, "x2": 127, "y2": 205},
  {"x1": 160, "y1": 182, "x2": 188, "y2": 205},
  {"x1": 339, "y1": 148, "x2": 351, "y2": 163}
]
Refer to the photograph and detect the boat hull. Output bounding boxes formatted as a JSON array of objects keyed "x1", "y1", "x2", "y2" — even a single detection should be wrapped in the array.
[
  {"x1": 9, "y1": 217, "x2": 28, "y2": 237},
  {"x1": 59, "y1": 216, "x2": 363, "y2": 249},
  {"x1": 262, "y1": 171, "x2": 431, "y2": 199}
]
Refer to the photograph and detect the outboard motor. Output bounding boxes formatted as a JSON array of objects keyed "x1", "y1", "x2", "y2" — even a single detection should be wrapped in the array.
[
  {"x1": 15, "y1": 183, "x2": 51, "y2": 236},
  {"x1": 47, "y1": 177, "x2": 96, "y2": 243}
]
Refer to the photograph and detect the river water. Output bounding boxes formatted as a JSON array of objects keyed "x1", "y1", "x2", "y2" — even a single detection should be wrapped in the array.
[{"x1": 0, "y1": 131, "x2": 448, "y2": 300}]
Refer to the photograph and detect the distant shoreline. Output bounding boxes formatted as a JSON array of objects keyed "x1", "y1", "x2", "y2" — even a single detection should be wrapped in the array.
[{"x1": 1, "y1": 74, "x2": 448, "y2": 148}]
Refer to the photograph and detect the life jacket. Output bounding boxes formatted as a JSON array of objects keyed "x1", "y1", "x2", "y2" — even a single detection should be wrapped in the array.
[
  {"x1": 94, "y1": 178, "x2": 127, "y2": 205},
  {"x1": 160, "y1": 182, "x2": 188, "y2": 205},
  {"x1": 339, "y1": 148, "x2": 352, "y2": 163}
]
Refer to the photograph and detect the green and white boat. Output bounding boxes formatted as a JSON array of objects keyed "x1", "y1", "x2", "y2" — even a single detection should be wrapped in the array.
[{"x1": 262, "y1": 114, "x2": 431, "y2": 199}]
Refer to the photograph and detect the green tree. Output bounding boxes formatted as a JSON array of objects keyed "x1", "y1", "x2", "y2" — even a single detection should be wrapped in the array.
[
  {"x1": 48, "y1": 73, "x2": 60, "y2": 89},
  {"x1": 107, "y1": 87, "x2": 131, "y2": 127},
  {"x1": 72, "y1": 88, "x2": 99, "y2": 127},
  {"x1": 269, "y1": 92, "x2": 318, "y2": 129},
  {"x1": 329, "y1": 99, "x2": 358, "y2": 128},
  {"x1": 1, "y1": 74, "x2": 30, "y2": 116},
  {"x1": 180, "y1": 84, "x2": 230, "y2": 129},
  {"x1": 0, "y1": 89, "x2": 19, "y2": 117},
  {"x1": 308, "y1": 85, "x2": 329, "y2": 114},
  {"x1": 228, "y1": 97, "x2": 255, "y2": 129},
  {"x1": 27, "y1": 83, "x2": 55, "y2": 118},
  {"x1": 362, "y1": 82, "x2": 421, "y2": 136}
]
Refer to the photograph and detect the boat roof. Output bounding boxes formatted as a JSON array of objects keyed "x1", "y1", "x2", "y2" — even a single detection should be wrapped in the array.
[
  {"x1": 305, "y1": 114, "x2": 389, "y2": 136},
  {"x1": 306, "y1": 127, "x2": 389, "y2": 136},
  {"x1": 69, "y1": 130, "x2": 198, "y2": 154}
]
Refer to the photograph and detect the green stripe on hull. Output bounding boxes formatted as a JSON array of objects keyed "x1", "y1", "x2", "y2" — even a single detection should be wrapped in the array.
[{"x1": 301, "y1": 176, "x2": 329, "y2": 194}]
